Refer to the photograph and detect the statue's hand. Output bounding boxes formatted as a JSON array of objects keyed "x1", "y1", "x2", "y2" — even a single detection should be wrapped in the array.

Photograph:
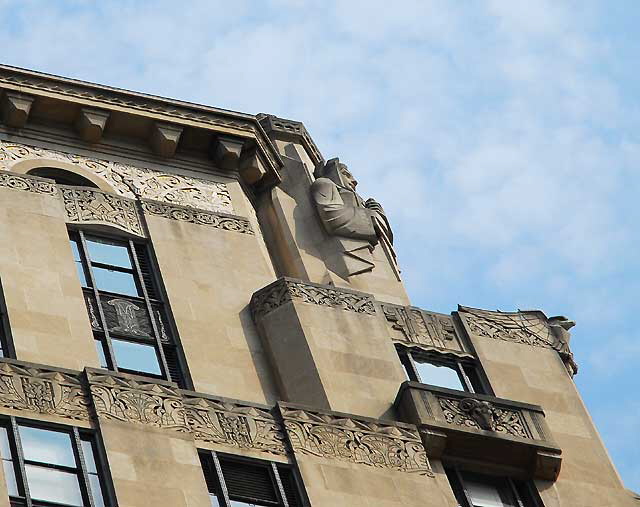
[{"x1": 364, "y1": 198, "x2": 385, "y2": 215}]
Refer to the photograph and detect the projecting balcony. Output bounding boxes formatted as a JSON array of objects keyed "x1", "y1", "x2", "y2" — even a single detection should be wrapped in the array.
[{"x1": 395, "y1": 382, "x2": 562, "y2": 480}]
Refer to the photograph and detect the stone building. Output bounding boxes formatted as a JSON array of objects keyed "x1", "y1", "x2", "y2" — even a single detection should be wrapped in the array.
[{"x1": 0, "y1": 64, "x2": 636, "y2": 507}]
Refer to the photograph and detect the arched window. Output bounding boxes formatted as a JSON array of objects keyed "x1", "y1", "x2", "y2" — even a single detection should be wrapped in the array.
[{"x1": 27, "y1": 167, "x2": 99, "y2": 188}]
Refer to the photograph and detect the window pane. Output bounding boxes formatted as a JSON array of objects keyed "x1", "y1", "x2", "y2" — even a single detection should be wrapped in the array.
[
  {"x1": 93, "y1": 267, "x2": 139, "y2": 297},
  {"x1": 25, "y1": 464, "x2": 83, "y2": 506},
  {"x1": 0, "y1": 427, "x2": 12, "y2": 458},
  {"x1": 80, "y1": 439, "x2": 97, "y2": 474},
  {"x1": 465, "y1": 478, "x2": 510, "y2": 507},
  {"x1": 86, "y1": 237, "x2": 132, "y2": 268},
  {"x1": 89, "y1": 474, "x2": 105, "y2": 507},
  {"x1": 209, "y1": 494, "x2": 222, "y2": 507},
  {"x1": 95, "y1": 339, "x2": 108, "y2": 368},
  {"x1": 414, "y1": 361, "x2": 465, "y2": 390},
  {"x1": 70, "y1": 240, "x2": 88, "y2": 286},
  {"x1": 19, "y1": 426, "x2": 76, "y2": 467},
  {"x1": 3, "y1": 460, "x2": 18, "y2": 496},
  {"x1": 112, "y1": 339, "x2": 161, "y2": 375}
]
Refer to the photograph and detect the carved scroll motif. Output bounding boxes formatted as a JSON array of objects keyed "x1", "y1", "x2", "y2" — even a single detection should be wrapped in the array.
[
  {"x1": 251, "y1": 279, "x2": 376, "y2": 319},
  {"x1": 280, "y1": 406, "x2": 433, "y2": 475},
  {"x1": 62, "y1": 187, "x2": 144, "y2": 236},
  {"x1": 87, "y1": 372, "x2": 188, "y2": 432},
  {"x1": 0, "y1": 139, "x2": 234, "y2": 213},
  {"x1": 184, "y1": 396, "x2": 287, "y2": 456},
  {"x1": 382, "y1": 304, "x2": 461, "y2": 351},
  {"x1": 438, "y1": 396, "x2": 529, "y2": 439},
  {"x1": 0, "y1": 171, "x2": 57, "y2": 195},
  {"x1": 140, "y1": 200, "x2": 253, "y2": 235},
  {"x1": 0, "y1": 362, "x2": 90, "y2": 421}
]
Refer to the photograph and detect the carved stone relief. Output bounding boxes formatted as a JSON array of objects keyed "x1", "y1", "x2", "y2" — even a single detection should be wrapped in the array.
[
  {"x1": 280, "y1": 406, "x2": 433, "y2": 475},
  {"x1": 437, "y1": 396, "x2": 529, "y2": 439},
  {"x1": 382, "y1": 303, "x2": 463, "y2": 352},
  {"x1": 0, "y1": 139, "x2": 234, "y2": 213},
  {"x1": 184, "y1": 396, "x2": 287, "y2": 456},
  {"x1": 0, "y1": 170, "x2": 57, "y2": 195},
  {"x1": 86, "y1": 372, "x2": 188, "y2": 432},
  {"x1": 0, "y1": 362, "x2": 90, "y2": 421},
  {"x1": 458, "y1": 306, "x2": 578, "y2": 376},
  {"x1": 141, "y1": 200, "x2": 253, "y2": 235},
  {"x1": 251, "y1": 278, "x2": 376, "y2": 319},
  {"x1": 62, "y1": 187, "x2": 145, "y2": 236}
]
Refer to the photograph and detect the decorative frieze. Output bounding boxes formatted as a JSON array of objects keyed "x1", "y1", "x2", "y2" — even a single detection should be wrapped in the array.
[
  {"x1": 0, "y1": 139, "x2": 234, "y2": 213},
  {"x1": 251, "y1": 278, "x2": 376, "y2": 319},
  {"x1": 458, "y1": 306, "x2": 578, "y2": 375},
  {"x1": 0, "y1": 170, "x2": 57, "y2": 195},
  {"x1": 184, "y1": 395, "x2": 287, "y2": 456},
  {"x1": 280, "y1": 405, "x2": 433, "y2": 475},
  {"x1": 437, "y1": 396, "x2": 529, "y2": 439},
  {"x1": 62, "y1": 186, "x2": 145, "y2": 236},
  {"x1": 382, "y1": 303, "x2": 466, "y2": 353},
  {"x1": 86, "y1": 371, "x2": 188, "y2": 432},
  {"x1": 141, "y1": 199, "x2": 253, "y2": 235},
  {"x1": 0, "y1": 361, "x2": 90, "y2": 421}
]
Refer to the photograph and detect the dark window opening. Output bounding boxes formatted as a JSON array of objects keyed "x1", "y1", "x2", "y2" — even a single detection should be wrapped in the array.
[
  {"x1": 199, "y1": 451, "x2": 304, "y2": 507},
  {"x1": 69, "y1": 230, "x2": 190, "y2": 388},
  {"x1": 445, "y1": 466, "x2": 542, "y2": 507},
  {"x1": 0, "y1": 278, "x2": 14, "y2": 359},
  {"x1": 28, "y1": 168, "x2": 99, "y2": 188},
  {"x1": 398, "y1": 347, "x2": 487, "y2": 394},
  {"x1": 0, "y1": 418, "x2": 112, "y2": 507}
]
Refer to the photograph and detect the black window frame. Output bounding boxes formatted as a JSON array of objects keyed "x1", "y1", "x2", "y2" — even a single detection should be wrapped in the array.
[
  {"x1": 397, "y1": 345, "x2": 490, "y2": 394},
  {"x1": 445, "y1": 465, "x2": 543, "y2": 507},
  {"x1": 199, "y1": 450, "x2": 306, "y2": 507},
  {"x1": 0, "y1": 416, "x2": 114, "y2": 507},
  {"x1": 69, "y1": 228, "x2": 191, "y2": 389},
  {"x1": 0, "y1": 277, "x2": 16, "y2": 359}
]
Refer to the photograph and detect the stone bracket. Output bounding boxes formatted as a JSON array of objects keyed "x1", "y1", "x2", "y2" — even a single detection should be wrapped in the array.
[
  {"x1": 1, "y1": 91, "x2": 34, "y2": 128},
  {"x1": 150, "y1": 121, "x2": 183, "y2": 158},
  {"x1": 75, "y1": 107, "x2": 110, "y2": 143}
]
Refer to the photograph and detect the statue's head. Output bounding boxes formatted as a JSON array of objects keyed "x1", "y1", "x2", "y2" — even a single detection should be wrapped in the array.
[
  {"x1": 549, "y1": 316, "x2": 575, "y2": 331},
  {"x1": 314, "y1": 158, "x2": 358, "y2": 191}
]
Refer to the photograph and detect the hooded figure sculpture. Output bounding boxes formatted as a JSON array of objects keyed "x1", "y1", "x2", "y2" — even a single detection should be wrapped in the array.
[{"x1": 311, "y1": 158, "x2": 395, "y2": 277}]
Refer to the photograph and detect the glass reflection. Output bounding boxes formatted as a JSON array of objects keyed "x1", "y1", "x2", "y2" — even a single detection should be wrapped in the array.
[
  {"x1": 112, "y1": 339, "x2": 161, "y2": 375},
  {"x1": 86, "y1": 237, "x2": 132, "y2": 268},
  {"x1": 0, "y1": 427, "x2": 18, "y2": 496},
  {"x1": 19, "y1": 426, "x2": 76, "y2": 467},
  {"x1": 414, "y1": 362, "x2": 464, "y2": 391},
  {"x1": 25, "y1": 464, "x2": 83, "y2": 506},
  {"x1": 69, "y1": 240, "x2": 88, "y2": 286},
  {"x1": 93, "y1": 267, "x2": 139, "y2": 297}
]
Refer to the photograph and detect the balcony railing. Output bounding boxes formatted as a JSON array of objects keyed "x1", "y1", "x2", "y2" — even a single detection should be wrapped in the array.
[{"x1": 395, "y1": 382, "x2": 562, "y2": 480}]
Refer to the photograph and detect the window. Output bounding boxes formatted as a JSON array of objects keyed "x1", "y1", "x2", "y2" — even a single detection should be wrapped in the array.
[
  {"x1": 398, "y1": 347, "x2": 486, "y2": 393},
  {"x1": 69, "y1": 230, "x2": 189, "y2": 388},
  {"x1": 445, "y1": 467, "x2": 542, "y2": 507},
  {"x1": 199, "y1": 451, "x2": 304, "y2": 507},
  {"x1": 0, "y1": 278, "x2": 14, "y2": 359},
  {"x1": 28, "y1": 168, "x2": 98, "y2": 188},
  {"x1": 0, "y1": 419, "x2": 111, "y2": 507}
]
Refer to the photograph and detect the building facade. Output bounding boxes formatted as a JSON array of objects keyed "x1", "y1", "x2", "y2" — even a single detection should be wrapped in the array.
[{"x1": 0, "y1": 65, "x2": 636, "y2": 507}]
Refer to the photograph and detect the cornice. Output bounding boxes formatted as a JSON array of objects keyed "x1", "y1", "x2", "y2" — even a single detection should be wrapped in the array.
[
  {"x1": 257, "y1": 113, "x2": 324, "y2": 167},
  {"x1": 0, "y1": 64, "x2": 283, "y2": 187}
]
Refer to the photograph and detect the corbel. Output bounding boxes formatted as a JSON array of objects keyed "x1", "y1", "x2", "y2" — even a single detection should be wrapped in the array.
[
  {"x1": 150, "y1": 121, "x2": 183, "y2": 158},
  {"x1": 239, "y1": 146, "x2": 267, "y2": 185},
  {"x1": 1, "y1": 91, "x2": 35, "y2": 128},
  {"x1": 210, "y1": 135, "x2": 244, "y2": 170},
  {"x1": 75, "y1": 107, "x2": 110, "y2": 144}
]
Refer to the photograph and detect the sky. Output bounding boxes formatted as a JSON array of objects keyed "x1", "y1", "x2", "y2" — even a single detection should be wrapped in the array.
[{"x1": 1, "y1": 0, "x2": 638, "y2": 493}]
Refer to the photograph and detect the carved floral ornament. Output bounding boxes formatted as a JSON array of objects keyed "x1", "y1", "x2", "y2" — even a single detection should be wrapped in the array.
[
  {"x1": 0, "y1": 139, "x2": 234, "y2": 213},
  {"x1": 250, "y1": 278, "x2": 376, "y2": 319}
]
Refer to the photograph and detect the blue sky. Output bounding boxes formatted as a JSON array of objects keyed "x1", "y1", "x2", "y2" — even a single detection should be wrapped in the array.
[{"x1": 1, "y1": 0, "x2": 638, "y2": 492}]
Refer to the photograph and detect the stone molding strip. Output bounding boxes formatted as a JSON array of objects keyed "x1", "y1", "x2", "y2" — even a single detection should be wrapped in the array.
[
  {"x1": 0, "y1": 65, "x2": 283, "y2": 177},
  {"x1": 250, "y1": 277, "x2": 376, "y2": 319},
  {"x1": 141, "y1": 199, "x2": 254, "y2": 235},
  {"x1": 257, "y1": 114, "x2": 324, "y2": 167},
  {"x1": 62, "y1": 186, "x2": 145, "y2": 237},
  {"x1": 278, "y1": 403, "x2": 433, "y2": 475},
  {"x1": 0, "y1": 170, "x2": 57, "y2": 195}
]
